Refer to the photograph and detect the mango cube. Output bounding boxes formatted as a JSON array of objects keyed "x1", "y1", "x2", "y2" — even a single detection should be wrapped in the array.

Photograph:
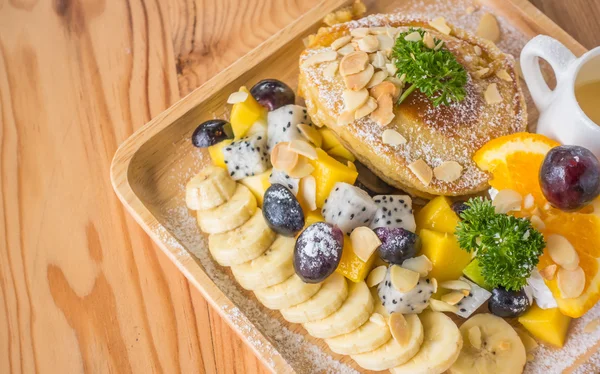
[
  {"x1": 230, "y1": 86, "x2": 266, "y2": 139},
  {"x1": 419, "y1": 229, "x2": 472, "y2": 283},
  {"x1": 319, "y1": 128, "x2": 343, "y2": 151},
  {"x1": 462, "y1": 259, "x2": 492, "y2": 291},
  {"x1": 208, "y1": 139, "x2": 233, "y2": 169},
  {"x1": 415, "y1": 196, "x2": 460, "y2": 234},
  {"x1": 239, "y1": 169, "x2": 271, "y2": 206},
  {"x1": 336, "y1": 235, "x2": 376, "y2": 283},
  {"x1": 305, "y1": 210, "x2": 324, "y2": 227},
  {"x1": 518, "y1": 303, "x2": 571, "y2": 347},
  {"x1": 309, "y1": 148, "x2": 358, "y2": 208},
  {"x1": 328, "y1": 144, "x2": 356, "y2": 162}
]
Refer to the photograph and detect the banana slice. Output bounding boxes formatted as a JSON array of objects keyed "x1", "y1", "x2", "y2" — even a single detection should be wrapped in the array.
[
  {"x1": 449, "y1": 313, "x2": 526, "y2": 374},
  {"x1": 303, "y1": 281, "x2": 374, "y2": 339},
  {"x1": 186, "y1": 166, "x2": 236, "y2": 211},
  {"x1": 254, "y1": 274, "x2": 322, "y2": 310},
  {"x1": 231, "y1": 236, "x2": 294, "y2": 290},
  {"x1": 391, "y1": 311, "x2": 463, "y2": 374},
  {"x1": 281, "y1": 273, "x2": 348, "y2": 323},
  {"x1": 326, "y1": 312, "x2": 392, "y2": 355},
  {"x1": 196, "y1": 184, "x2": 257, "y2": 234},
  {"x1": 208, "y1": 210, "x2": 276, "y2": 266},
  {"x1": 351, "y1": 314, "x2": 423, "y2": 370}
]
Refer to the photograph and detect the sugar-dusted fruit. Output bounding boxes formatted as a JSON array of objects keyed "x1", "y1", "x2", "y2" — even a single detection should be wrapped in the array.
[
  {"x1": 192, "y1": 119, "x2": 233, "y2": 148},
  {"x1": 309, "y1": 148, "x2": 358, "y2": 207},
  {"x1": 262, "y1": 184, "x2": 305, "y2": 237},
  {"x1": 294, "y1": 222, "x2": 344, "y2": 283},
  {"x1": 419, "y1": 229, "x2": 472, "y2": 283},
  {"x1": 374, "y1": 227, "x2": 420, "y2": 265},
  {"x1": 488, "y1": 286, "x2": 530, "y2": 318},
  {"x1": 250, "y1": 79, "x2": 295, "y2": 111},
  {"x1": 336, "y1": 235, "x2": 377, "y2": 283},
  {"x1": 518, "y1": 303, "x2": 571, "y2": 347},
  {"x1": 415, "y1": 196, "x2": 461, "y2": 234},
  {"x1": 230, "y1": 86, "x2": 266, "y2": 139}
]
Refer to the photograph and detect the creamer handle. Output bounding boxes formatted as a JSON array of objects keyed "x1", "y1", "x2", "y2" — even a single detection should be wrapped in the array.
[{"x1": 520, "y1": 35, "x2": 576, "y2": 111}]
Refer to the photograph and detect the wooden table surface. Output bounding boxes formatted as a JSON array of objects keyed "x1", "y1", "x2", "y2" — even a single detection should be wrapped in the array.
[{"x1": 0, "y1": 0, "x2": 598, "y2": 373}]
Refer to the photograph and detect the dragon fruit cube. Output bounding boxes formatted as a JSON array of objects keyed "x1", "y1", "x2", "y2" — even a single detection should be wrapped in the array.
[
  {"x1": 267, "y1": 104, "x2": 310, "y2": 151},
  {"x1": 321, "y1": 182, "x2": 378, "y2": 236},
  {"x1": 377, "y1": 267, "x2": 435, "y2": 314},
  {"x1": 223, "y1": 133, "x2": 270, "y2": 180},
  {"x1": 370, "y1": 195, "x2": 416, "y2": 233},
  {"x1": 455, "y1": 277, "x2": 492, "y2": 318},
  {"x1": 269, "y1": 169, "x2": 299, "y2": 195}
]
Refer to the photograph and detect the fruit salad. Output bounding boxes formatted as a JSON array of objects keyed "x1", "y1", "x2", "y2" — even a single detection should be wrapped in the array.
[{"x1": 185, "y1": 79, "x2": 600, "y2": 372}]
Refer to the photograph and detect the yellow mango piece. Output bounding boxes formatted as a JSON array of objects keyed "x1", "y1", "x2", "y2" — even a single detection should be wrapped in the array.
[
  {"x1": 336, "y1": 235, "x2": 376, "y2": 283},
  {"x1": 415, "y1": 196, "x2": 460, "y2": 234},
  {"x1": 230, "y1": 86, "x2": 266, "y2": 139},
  {"x1": 305, "y1": 210, "x2": 324, "y2": 227},
  {"x1": 239, "y1": 169, "x2": 271, "y2": 206},
  {"x1": 328, "y1": 144, "x2": 356, "y2": 162},
  {"x1": 319, "y1": 128, "x2": 343, "y2": 151},
  {"x1": 309, "y1": 148, "x2": 358, "y2": 208},
  {"x1": 518, "y1": 303, "x2": 571, "y2": 347},
  {"x1": 419, "y1": 229, "x2": 472, "y2": 283},
  {"x1": 208, "y1": 139, "x2": 233, "y2": 169}
]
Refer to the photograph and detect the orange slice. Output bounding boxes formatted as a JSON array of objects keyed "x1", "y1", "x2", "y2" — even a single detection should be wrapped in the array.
[{"x1": 474, "y1": 133, "x2": 600, "y2": 318}]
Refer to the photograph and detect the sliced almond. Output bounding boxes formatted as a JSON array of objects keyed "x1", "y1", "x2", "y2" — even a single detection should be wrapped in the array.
[
  {"x1": 584, "y1": 318, "x2": 600, "y2": 333},
  {"x1": 390, "y1": 265, "x2": 420, "y2": 292},
  {"x1": 376, "y1": 34, "x2": 395, "y2": 50},
  {"x1": 433, "y1": 161, "x2": 463, "y2": 183},
  {"x1": 323, "y1": 61, "x2": 339, "y2": 78},
  {"x1": 338, "y1": 110, "x2": 355, "y2": 126},
  {"x1": 441, "y1": 291, "x2": 465, "y2": 305},
  {"x1": 466, "y1": 6, "x2": 476, "y2": 14},
  {"x1": 371, "y1": 51, "x2": 388, "y2": 69},
  {"x1": 303, "y1": 50, "x2": 338, "y2": 67},
  {"x1": 492, "y1": 189, "x2": 522, "y2": 214},
  {"x1": 429, "y1": 299, "x2": 459, "y2": 313},
  {"x1": 540, "y1": 264, "x2": 558, "y2": 281},
  {"x1": 350, "y1": 227, "x2": 382, "y2": 262},
  {"x1": 227, "y1": 90, "x2": 249, "y2": 104},
  {"x1": 367, "y1": 70, "x2": 388, "y2": 89},
  {"x1": 288, "y1": 139, "x2": 317, "y2": 160},
  {"x1": 461, "y1": 289, "x2": 471, "y2": 296},
  {"x1": 423, "y1": 32, "x2": 436, "y2": 49},
  {"x1": 287, "y1": 157, "x2": 315, "y2": 178},
  {"x1": 468, "y1": 326, "x2": 482, "y2": 349},
  {"x1": 434, "y1": 40, "x2": 445, "y2": 51},
  {"x1": 350, "y1": 27, "x2": 370, "y2": 38},
  {"x1": 358, "y1": 35, "x2": 379, "y2": 53},
  {"x1": 386, "y1": 63, "x2": 398, "y2": 76},
  {"x1": 523, "y1": 193, "x2": 535, "y2": 210},
  {"x1": 271, "y1": 142, "x2": 299, "y2": 172},
  {"x1": 370, "y1": 81, "x2": 400, "y2": 100},
  {"x1": 337, "y1": 43, "x2": 355, "y2": 56},
  {"x1": 347, "y1": 160, "x2": 357, "y2": 171},
  {"x1": 404, "y1": 31, "x2": 422, "y2": 42},
  {"x1": 473, "y1": 67, "x2": 490, "y2": 79},
  {"x1": 331, "y1": 35, "x2": 352, "y2": 50},
  {"x1": 343, "y1": 88, "x2": 369, "y2": 112},
  {"x1": 389, "y1": 313, "x2": 410, "y2": 346},
  {"x1": 477, "y1": 13, "x2": 501, "y2": 42},
  {"x1": 440, "y1": 279, "x2": 471, "y2": 291},
  {"x1": 354, "y1": 96, "x2": 378, "y2": 119},
  {"x1": 557, "y1": 266, "x2": 585, "y2": 299},
  {"x1": 408, "y1": 159, "x2": 433, "y2": 186},
  {"x1": 530, "y1": 215, "x2": 546, "y2": 230},
  {"x1": 297, "y1": 123, "x2": 323, "y2": 148},
  {"x1": 382, "y1": 128, "x2": 407, "y2": 147},
  {"x1": 344, "y1": 64, "x2": 374, "y2": 91},
  {"x1": 298, "y1": 175, "x2": 317, "y2": 211},
  {"x1": 429, "y1": 17, "x2": 451, "y2": 35},
  {"x1": 339, "y1": 51, "x2": 369, "y2": 76},
  {"x1": 371, "y1": 94, "x2": 395, "y2": 127},
  {"x1": 370, "y1": 312, "x2": 387, "y2": 327},
  {"x1": 367, "y1": 265, "x2": 387, "y2": 288},
  {"x1": 474, "y1": 45, "x2": 483, "y2": 56},
  {"x1": 401, "y1": 255, "x2": 433, "y2": 277},
  {"x1": 431, "y1": 278, "x2": 438, "y2": 293},
  {"x1": 547, "y1": 234, "x2": 579, "y2": 271},
  {"x1": 496, "y1": 69, "x2": 513, "y2": 82}
]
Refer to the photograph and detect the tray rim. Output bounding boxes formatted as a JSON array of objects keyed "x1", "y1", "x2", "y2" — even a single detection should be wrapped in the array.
[{"x1": 110, "y1": 0, "x2": 587, "y2": 372}]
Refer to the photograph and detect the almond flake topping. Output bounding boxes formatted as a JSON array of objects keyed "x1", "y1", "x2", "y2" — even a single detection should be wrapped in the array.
[
  {"x1": 350, "y1": 27, "x2": 370, "y2": 38},
  {"x1": 371, "y1": 94, "x2": 395, "y2": 127},
  {"x1": 404, "y1": 31, "x2": 422, "y2": 42},
  {"x1": 423, "y1": 32, "x2": 436, "y2": 49},
  {"x1": 401, "y1": 255, "x2": 432, "y2": 276},
  {"x1": 386, "y1": 63, "x2": 398, "y2": 76},
  {"x1": 496, "y1": 69, "x2": 513, "y2": 82},
  {"x1": 369, "y1": 313, "x2": 387, "y2": 327},
  {"x1": 297, "y1": 123, "x2": 322, "y2": 148},
  {"x1": 367, "y1": 70, "x2": 388, "y2": 89},
  {"x1": 484, "y1": 83, "x2": 503, "y2": 104},
  {"x1": 337, "y1": 110, "x2": 355, "y2": 127},
  {"x1": 492, "y1": 189, "x2": 522, "y2": 214},
  {"x1": 433, "y1": 161, "x2": 463, "y2": 182},
  {"x1": 547, "y1": 234, "x2": 579, "y2": 271},
  {"x1": 540, "y1": 264, "x2": 558, "y2": 281},
  {"x1": 350, "y1": 227, "x2": 382, "y2": 262},
  {"x1": 390, "y1": 265, "x2": 420, "y2": 292},
  {"x1": 343, "y1": 88, "x2": 369, "y2": 112},
  {"x1": 331, "y1": 35, "x2": 352, "y2": 51},
  {"x1": 530, "y1": 215, "x2": 546, "y2": 230},
  {"x1": 367, "y1": 265, "x2": 387, "y2": 288},
  {"x1": 370, "y1": 81, "x2": 400, "y2": 100},
  {"x1": 288, "y1": 139, "x2": 317, "y2": 160},
  {"x1": 323, "y1": 61, "x2": 339, "y2": 78},
  {"x1": 344, "y1": 64, "x2": 374, "y2": 91},
  {"x1": 303, "y1": 50, "x2": 338, "y2": 67},
  {"x1": 287, "y1": 157, "x2": 314, "y2": 179},
  {"x1": 429, "y1": 298, "x2": 459, "y2": 313},
  {"x1": 227, "y1": 90, "x2": 249, "y2": 104},
  {"x1": 477, "y1": 13, "x2": 501, "y2": 42},
  {"x1": 440, "y1": 280, "x2": 471, "y2": 291},
  {"x1": 337, "y1": 43, "x2": 356, "y2": 56},
  {"x1": 382, "y1": 129, "x2": 407, "y2": 146},
  {"x1": 408, "y1": 159, "x2": 433, "y2": 186},
  {"x1": 354, "y1": 96, "x2": 378, "y2": 119},
  {"x1": 557, "y1": 266, "x2": 585, "y2": 299},
  {"x1": 474, "y1": 45, "x2": 483, "y2": 56},
  {"x1": 429, "y1": 17, "x2": 451, "y2": 35},
  {"x1": 389, "y1": 313, "x2": 410, "y2": 346},
  {"x1": 358, "y1": 35, "x2": 379, "y2": 53},
  {"x1": 271, "y1": 142, "x2": 299, "y2": 172},
  {"x1": 441, "y1": 291, "x2": 465, "y2": 305},
  {"x1": 376, "y1": 34, "x2": 395, "y2": 50},
  {"x1": 339, "y1": 51, "x2": 369, "y2": 76}
]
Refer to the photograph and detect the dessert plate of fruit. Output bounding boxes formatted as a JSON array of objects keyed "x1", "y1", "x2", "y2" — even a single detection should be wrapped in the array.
[{"x1": 112, "y1": 1, "x2": 600, "y2": 373}]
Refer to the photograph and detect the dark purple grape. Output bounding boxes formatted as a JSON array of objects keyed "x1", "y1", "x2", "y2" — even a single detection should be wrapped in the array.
[
  {"x1": 263, "y1": 184, "x2": 305, "y2": 237},
  {"x1": 294, "y1": 222, "x2": 343, "y2": 283},
  {"x1": 192, "y1": 119, "x2": 233, "y2": 148},
  {"x1": 540, "y1": 145, "x2": 600, "y2": 211},
  {"x1": 452, "y1": 201, "x2": 469, "y2": 217},
  {"x1": 374, "y1": 227, "x2": 420, "y2": 265},
  {"x1": 488, "y1": 287, "x2": 530, "y2": 318},
  {"x1": 250, "y1": 79, "x2": 295, "y2": 111}
]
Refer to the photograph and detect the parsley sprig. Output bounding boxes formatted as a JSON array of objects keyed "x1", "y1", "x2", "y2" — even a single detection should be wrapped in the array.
[
  {"x1": 392, "y1": 28, "x2": 468, "y2": 107},
  {"x1": 455, "y1": 198, "x2": 546, "y2": 291}
]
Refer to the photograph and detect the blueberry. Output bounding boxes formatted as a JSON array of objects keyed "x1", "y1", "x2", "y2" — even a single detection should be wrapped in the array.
[
  {"x1": 191, "y1": 119, "x2": 233, "y2": 148},
  {"x1": 374, "y1": 227, "x2": 420, "y2": 265},
  {"x1": 451, "y1": 201, "x2": 469, "y2": 217},
  {"x1": 488, "y1": 287, "x2": 530, "y2": 318},
  {"x1": 294, "y1": 222, "x2": 343, "y2": 283},
  {"x1": 262, "y1": 184, "x2": 304, "y2": 237},
  {"x1": 250, "y1": 79, "x2": 295, "y2": 111}
]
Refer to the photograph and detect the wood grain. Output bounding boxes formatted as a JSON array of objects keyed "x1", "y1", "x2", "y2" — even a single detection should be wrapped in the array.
[{"x1": 0, "y1": 1, "x2": 599, "y2": 374}]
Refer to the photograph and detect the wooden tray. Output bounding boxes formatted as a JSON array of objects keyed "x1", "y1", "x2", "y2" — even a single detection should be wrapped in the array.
[{"x1": 111, "y1": 0, "x2": 598, "y2": 372}]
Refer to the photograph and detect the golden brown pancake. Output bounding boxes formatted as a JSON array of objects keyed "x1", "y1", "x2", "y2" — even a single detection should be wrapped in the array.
[{"x1": 298, "y1": 15, "x2": 526, "y2": 198}]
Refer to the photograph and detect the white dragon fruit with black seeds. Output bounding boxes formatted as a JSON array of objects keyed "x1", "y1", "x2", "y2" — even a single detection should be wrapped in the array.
[
  {"x1": 455, "y1": 277, "x2": 492, "y2": 318},
  {"x1": 223, "y1": 133, "x2": 270, "y2": 180},
  {"x1": 269, "y1": 169, "x2": 299, "y2": 195},
  {"x1": 370, "y1": 195, "x2": 416, "y2": 232},
  {"x1": 267, "y1": 104, "x2": 310, "y2": 151},
  {"x1": 321, "y1": 182, "x2": 378, "y2": 235},
  {"x1": 377, "y1": 267, "x2": 435, "y2": 314}
]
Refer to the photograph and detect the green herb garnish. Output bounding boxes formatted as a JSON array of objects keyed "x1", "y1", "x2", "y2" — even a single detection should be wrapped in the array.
[
  {"x1": 455, "y1": 198, "x2": 545, "y2": 291},
  {"x1": 392, "y1": 28, "x2": 468, "y2": 107}
]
